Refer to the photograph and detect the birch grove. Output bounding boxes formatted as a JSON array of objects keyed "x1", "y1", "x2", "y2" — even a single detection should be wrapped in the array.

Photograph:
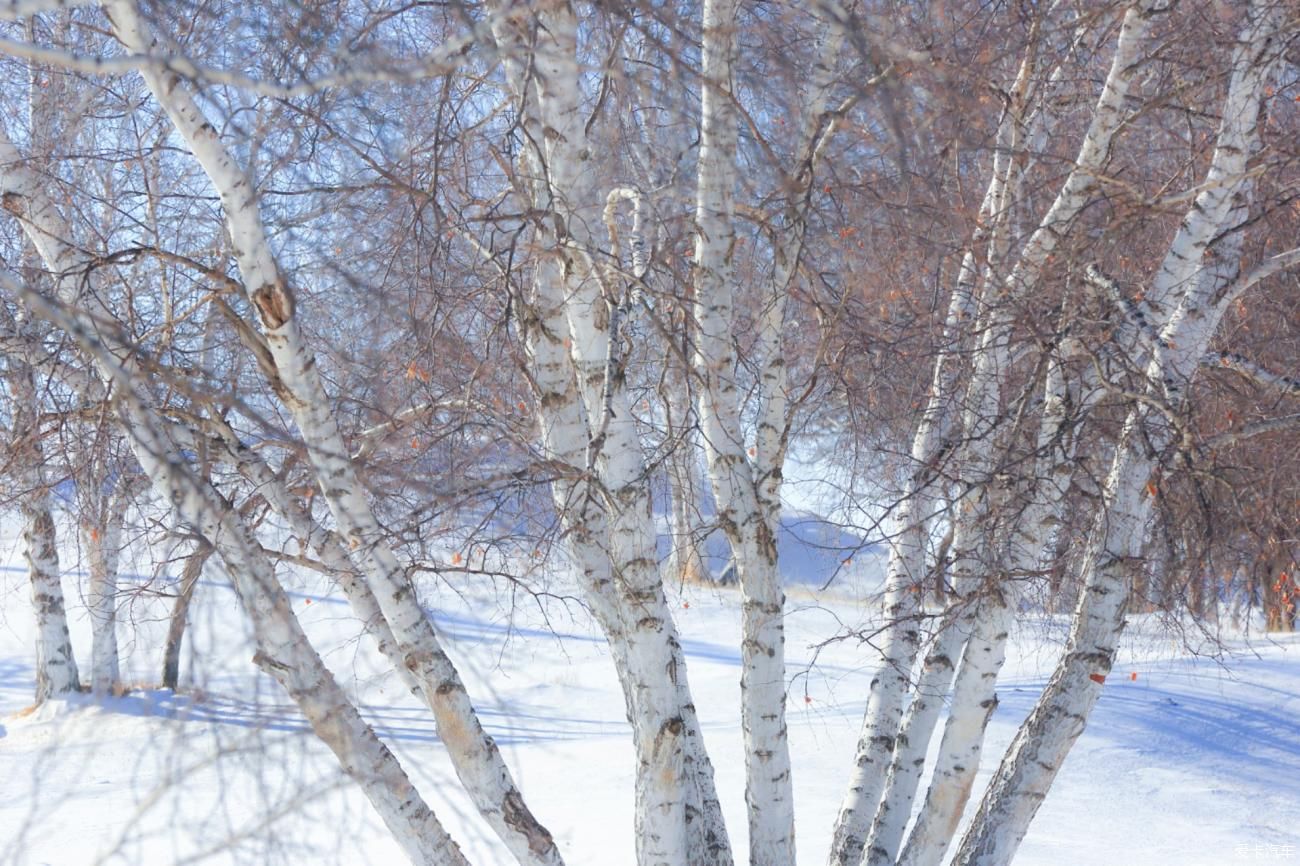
[{"x1": 1, "y1": 1, "x2": 1298, "y2": 864}]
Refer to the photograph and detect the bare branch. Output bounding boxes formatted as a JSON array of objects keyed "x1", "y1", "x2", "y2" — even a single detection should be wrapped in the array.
[{"x1": 1203, "y1": 351, "x2": 1300, "y2": 397}]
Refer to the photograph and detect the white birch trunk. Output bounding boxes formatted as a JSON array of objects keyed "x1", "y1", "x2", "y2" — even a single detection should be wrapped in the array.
[
  {"x1": 24, "y1": 488, "x2": 81, "y2": 701},
  {"x1": 2, "y1": 123, "x2": 470, "y2": 866},
  {"x1": 489, "y1": 4, "x2": 731, "y2": 860},
  {"x1": 831, "y1": 39, "x2": 1063, "y2": 846},
  {"x1": 2, "y1": 36, "x2": 81, "y2": 700},
  {"x1": 951, "y1": 414, "x2": 1150, "y2": 866},
  {"x1": 694, "y1": 11, "x2": 846, "y2": 859},
  {"x1": 691, "y1": 1, "x2": 797, "y2": 861},
  {"x1": 861, "y1": 613, "x2": 966, "y2": 866},
  {"x1": 523, "y1": 252, "x2": 692, "y2": 866},
  {"x1": 105, "y1": 5, "x2": 562, "y2": 860},
  {"x1": 129, "y1": 417, "x2": 471, "y2": 866},
  {"x1": 898, "y1": 358, "x2": 1081, "y2": 866},
  {"x1": 168, "y1": 414, "x2": 425, "y2": 700},
  {"x1": 870, "y1": 355, "x2": 1086, "y2": 856},
  {"x1": 954, "y1": 7, "x2": 1288, "y2": 862},
  {"x1": 891, "y1": 4, "x2": 1156, "y2": 855},
  {"x1": 1, "y1": 313, "x2": 80, "y2": 702},
  {"x1": 81, "y1": 501, "x2": 124, "y2": 695}
]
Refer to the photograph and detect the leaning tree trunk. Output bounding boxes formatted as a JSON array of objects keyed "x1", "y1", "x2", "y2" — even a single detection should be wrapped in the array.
[
  {"x1": 835, "y1": 4, "x2": 1156, "y2": 859},
  {"x1": 4, "y1": 262, "x2": 472, "y2": 866},
  {"x1": 828, "y1": 60, "x2": 1039, "y2": 855},
  {"x1": 828, "y1": 192, "x2": 985, "y2": 866},
  {"x1": 177, "y1": 413, "x2": 425, "y2": 699},
  {"x1": 861, "y1": 604, "x2": 967, "y2": 866},
  {"x1": 954, "y1": 6, "x2": 1289, "y2": 862},
  {"x1": 897, "y1": 357, "x2": 1087, "y2": 866},
  {"x1": 952, "y1": 415, "x2": 1153, "y2": 866},
  {"x1": 1, "y1": 121, "x2": 472, "y2": 866},
  {"x1": 107, "y1": 5, "x2": 562, "y2": 862},
  {"x1": 161, "y1": 539, "x2": 212, "y2": 691}
]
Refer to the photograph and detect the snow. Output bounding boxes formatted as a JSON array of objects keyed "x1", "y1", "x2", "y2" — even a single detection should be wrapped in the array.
[{"x1": 2, "y1": 522, "x2": 1298, "y2": 865}]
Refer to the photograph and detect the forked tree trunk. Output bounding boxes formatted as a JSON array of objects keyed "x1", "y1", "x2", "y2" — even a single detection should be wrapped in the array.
[
  {"x1": 486, "y1": 4, "x2": 732, "y2": 862},
  {"x1": 955, "y1": 7, "x2": 1289, "y2": 861}
]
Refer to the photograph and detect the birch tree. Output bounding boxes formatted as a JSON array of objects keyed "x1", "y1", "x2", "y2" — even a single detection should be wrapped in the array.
[
  {"x1": 0, "y1": 8, "x2": 82, "y2": 704},
  {"x1": 953, "y1": 6, "x2": 1296, "y2": 863},
  {"x1": 483, "y1": 5, "x2": 739, "y2": 860},
  {"x1": 832, "y1": 4, "x2": 1300, "y2": 866},
  {"x1": 0, "y1": 136, "x2": 473, "y2": 866},
  {"x1": 3, "y1": 5, "x2": 558, "y2": 863},
  {"x1": 3, "y1": 2, "x2": 1299, "y2": 864},
  {"x1": 1, "y1": 318, "x2": 81, "y2": 702}
]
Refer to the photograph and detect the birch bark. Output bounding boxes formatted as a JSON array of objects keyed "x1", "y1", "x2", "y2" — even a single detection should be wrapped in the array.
[
  {"x1": 829, "y1": 94, "x2": 1016, "y2": 866},
  {"x1": 827, "y1": 248, "x2": 976, "y2": 866},
  {"x1": 897, "y1": 358, "x2": 1085, "y2": 866},
  {"x1": 105, "y1": 4, "x2": 561, "y2": 861},
  {"x1": 81, "y1": 494, "x2": 125, "y2": 695},
  {"x1": 0, "y1": 307, "x2": 81, "y2": 701},
  {"x1": 690, "y1": 1, "x2": 798, "y2": 860},
  {"x1": 692, "y1": 7, "x2": 848, "y2": 863},
  {"x1": 834, "y1": 6, "x2": 1153, "y2": 859},
  {"x1": 0, "y1": 144, "x2": 469, "y2": 866},
  {"x1": 1, "y1": 7, "x2": 80, "y2": 704},
  {"x1": 954, "y1": 6, "x2": 1290, "y2": 863},
  {"x1": 23, "y1": 481, "x2": 81, "y2": 700},
  {"x1": 486, "y1": 5, "x2": 731, "y2": 861}
]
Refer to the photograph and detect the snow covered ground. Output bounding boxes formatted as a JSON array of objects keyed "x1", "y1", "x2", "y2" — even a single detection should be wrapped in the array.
[{"x1": 2, "y1": 521, "x2": 1298, "y2": 866}]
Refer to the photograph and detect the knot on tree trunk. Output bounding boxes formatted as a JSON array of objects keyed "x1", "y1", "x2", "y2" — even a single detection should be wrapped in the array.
[
  {"x1": 2, "y1": 190, "x2": 26, "y2": 216},
  {"x1": 252, "y1": 281, "x2": 295, "y2": 329}
]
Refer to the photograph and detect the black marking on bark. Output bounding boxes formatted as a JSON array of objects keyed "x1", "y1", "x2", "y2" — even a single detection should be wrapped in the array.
[{"x1": 501, "y1": 789, "x2": 557, "y2": 856}]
